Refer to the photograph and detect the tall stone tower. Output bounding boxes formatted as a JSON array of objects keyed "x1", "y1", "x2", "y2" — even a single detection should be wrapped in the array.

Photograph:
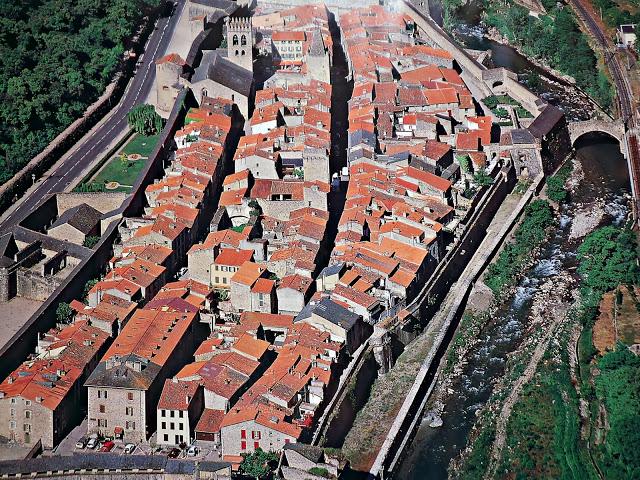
[{"x1": 226, "y1": 17, "x2": 253, "y2": 74}]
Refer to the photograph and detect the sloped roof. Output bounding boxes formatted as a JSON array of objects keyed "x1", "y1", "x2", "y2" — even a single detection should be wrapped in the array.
[{"x1": 50, "y1": 203, "x2": 102, "y2": 234}]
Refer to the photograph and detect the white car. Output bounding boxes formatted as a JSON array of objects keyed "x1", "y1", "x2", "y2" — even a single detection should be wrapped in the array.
[
  {"x1": 124, "y1": 443, "x2": 136, "y2": 454},
  {"x1": 186, "y1": 445, "x2": 198, "y2": 457},
  {"x1": 86, "y1": 437, "x2": 99, "y2": 449},
  {"x1": 75, "y1": 437, "x2": 87, "y2": 449}
]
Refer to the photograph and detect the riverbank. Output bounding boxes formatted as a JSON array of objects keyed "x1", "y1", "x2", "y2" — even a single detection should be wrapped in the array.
[
  {"x1": 439, "y1": 0, "x2": 612, "y2": 116},
  {"x1": 396, "y1": 134, "x2": 632, "y2": 479}
]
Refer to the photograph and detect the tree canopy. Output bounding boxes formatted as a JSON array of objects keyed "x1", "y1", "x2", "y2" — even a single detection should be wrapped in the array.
[
  {"x1": 577, "y1": 226, "x2": 640, "y2": 295},
  {"x1": 127, "y1": 104, "x2": 164, "y2": 136},
  {"x1": 239, "y1": 448, "x2": 278, "y2": 479},
  {"x1": 0, "y1": 0, "x2": 159, "y2": 186},
  {"x1": 595, "y1": 344, "x2": 640, "y2": 479},
  {"x1": 55, "y1": 302, "x2": 73, "y2": 323}
]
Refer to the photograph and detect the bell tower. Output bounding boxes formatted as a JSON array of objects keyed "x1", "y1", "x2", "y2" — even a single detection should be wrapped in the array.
[{"x1": 226, "y1": 16, "x2": 253, "y2": 74}]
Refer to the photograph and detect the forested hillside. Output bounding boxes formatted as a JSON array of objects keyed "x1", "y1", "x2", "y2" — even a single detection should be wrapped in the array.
[{"x1": 0, "y1": 0, "x2": 159, "y2": 185}]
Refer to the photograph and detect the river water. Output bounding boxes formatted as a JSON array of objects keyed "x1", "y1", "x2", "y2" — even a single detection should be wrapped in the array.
[
  {"x1": 395, "y1": 134, "x2": 631, "y2": 478},
  {"x1": 426, "y1": 0, "x2": 594, "y2": 120}
]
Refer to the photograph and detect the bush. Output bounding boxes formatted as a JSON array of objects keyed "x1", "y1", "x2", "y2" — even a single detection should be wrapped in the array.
[
  {"x1": 546, "y1": 160, "x2": 573, "y2": 203},
  {"x1": 485, "y1": 200, "x2": 554, "y2": 295},
  {"x1": 308, "y1": 467, "x2": 332, "y2": 478},
  {"x1": 83, "y1": 235, "x2": 101, "y2": 248}
]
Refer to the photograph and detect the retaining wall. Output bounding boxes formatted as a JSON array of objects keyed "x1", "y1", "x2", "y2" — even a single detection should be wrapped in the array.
[{"x1": 370, "y1": 172, "x2": 545, "y2": 478}]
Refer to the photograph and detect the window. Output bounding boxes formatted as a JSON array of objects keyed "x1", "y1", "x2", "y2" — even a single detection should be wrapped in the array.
[
  {"x1": 215, "y1": 276, "x2": 220, "y2": 284},
  {"x1": 162, "y1": 422, "x2": 166, "y2": 429},
  {"x1": 98, "y1": 419, "x2": 107, "y2": 428},
  {"x1": 23, "y1": 424, "x2": 31, "y2": 432},
  {"x1": 254, "y1": 441, "x2": 260, "y2": 450},
  {"x1": 9, "y1": 421, "x2": 16, "y2": 429},
  {"x1": 10, "y1": 399, "x2": 16, "y2": 405},
  {"x1": 24, "y1": 411, "x2": 31, "y2": 419},
  {"x1": 179, "y1": 422, "x2": 183, "y2": 430},
  {"x1": 241, "y1": 429, "x2": 246, "y2": 439},
  {"x1": 128, "y1": 392, "x2": 134, "y2": 401},
  {"x1": 125, "y1": 421, "x2": 136, "y2": 430},
  {"x1": 285, "y1": 438, "x2": 290, "y2": 444},
  {"x1": 258, "y1": 293, "x2": 265, "y2": 307},
  {"x1": 170, "y1": 411, "x2": 175, "y2": 418},
  {"x1": 222, "y1": 277, "x2": 227, "y2": 284},
  {"x1": 10, "y1": 409, "x2": 15, "y2": 417},
  {"x1": 241, "y1": 440, "x2": 247, "y2": 451},
  {"x1": 126, "y1": 407, "x2": 134, "y2": 416},
  {"x1": 178, "y1": 411, "x2": 183, "y2": 418},
  {"x1": 161, "y1": 410, "x2": 166, "y2": 418},
  {"x1": 97, "y1": 391, "x2": 101, "y2": 399},
  {"x1": 233, "y1": 34, "x2": 239, "y2": 46},
  {"x1": 104, "y1": 391, "x2": 108, "y2": 399},
  {"x1": 241, "y1": 34, "x2": 247, "y2": 46},
  {"x1": 99, "y1": 405, "x2": 105, "y2": 413},
  {"x1": 164, "y1": 434, "x2": 169, "y2": 442},
  {"x1": 24, "y1": 400, "x2": 31, "y2": 406}
]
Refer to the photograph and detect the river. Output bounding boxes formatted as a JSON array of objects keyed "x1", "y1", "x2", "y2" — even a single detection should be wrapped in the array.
[
  {"x1": 426, "y1": 0, "x2": 595, "y2": 120},
  {"x1": 395, "y1": 134, "x2": 631, "y2": 478}
]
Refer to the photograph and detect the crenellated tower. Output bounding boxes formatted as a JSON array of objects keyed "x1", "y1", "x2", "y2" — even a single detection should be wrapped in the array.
[{"x1": 226, "y1": 16, "x2": 253, "y2": 74}]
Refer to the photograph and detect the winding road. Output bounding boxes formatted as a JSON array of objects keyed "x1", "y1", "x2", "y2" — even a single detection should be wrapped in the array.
[{"x1": 0, "y1": 0, "x2": 186, "y2": 234}]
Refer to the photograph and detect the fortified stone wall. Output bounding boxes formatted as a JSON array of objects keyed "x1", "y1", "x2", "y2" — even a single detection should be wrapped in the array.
[{"x1": 0, "y1": 90, "x2": 195, "y2": 382}]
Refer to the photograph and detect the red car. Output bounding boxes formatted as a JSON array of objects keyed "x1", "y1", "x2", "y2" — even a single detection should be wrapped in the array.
[{"x1": 100, "y1": 441, "x2": 115, "y2": 452}]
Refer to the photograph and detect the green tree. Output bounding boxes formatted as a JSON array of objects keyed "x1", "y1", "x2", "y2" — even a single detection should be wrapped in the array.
[
  {"x1": 239, "y1": 448, "x2": 278, "y2": 479},
  {"x1": 577, "y1": 226, "x2": 640, "y2": 295},
  {"x1": 83, "y1": 278, "x2": 99, "y2": 303},
  {"x1": 473, "y1": 169, "x2": 494, "y2": 187},
  {"x1": 127, "y1": 103, "x2": 164, "y2": 136},
  {"x1": 56, "y1": 302, "x2": 73, "y2": 323}
]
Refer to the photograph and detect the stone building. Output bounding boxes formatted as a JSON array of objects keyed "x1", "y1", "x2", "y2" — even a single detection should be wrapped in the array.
[
  {"x1": 156, "y1": 379, "x2": 204, "y2": 446},
  {"x1": 189, "y1": 50, "x2": 254, "y2": 122},
  {"x1": 220, "y1": 405, "x2": 301, "y2": 457},
  {"x1": 0, "y1": 321, "x2": 109, "y2": 449},
  {"x1": 85, "y1": 308, "x2": 200, "y2": 443},
  {"x1": 155, "y1": 54, "x2": 188, "y2": 115},
  {"x1": 295, "y1": 298, "x2": 371, "y2": 354},
  {"x1": 226, "y1": 17, "x2": 254, "y2": 73}
]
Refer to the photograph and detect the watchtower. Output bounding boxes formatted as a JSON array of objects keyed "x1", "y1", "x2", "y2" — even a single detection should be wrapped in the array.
[{"x1": 226, "y1": 17, "x2": 253, "y2": 73}]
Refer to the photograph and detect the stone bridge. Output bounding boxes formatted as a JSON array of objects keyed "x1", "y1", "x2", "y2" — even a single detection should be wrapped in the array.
[{"x1": 568, "y1": 119, "x2": 625, "y2": 145}]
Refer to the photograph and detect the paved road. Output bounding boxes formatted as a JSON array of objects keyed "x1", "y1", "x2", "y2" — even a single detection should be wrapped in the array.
[
  {"x1": 0, "y1": 0, "x2": 186, "y2": 235},
  {"x1": 568, "y1": 0, "x2": 640, "y2": 223}
]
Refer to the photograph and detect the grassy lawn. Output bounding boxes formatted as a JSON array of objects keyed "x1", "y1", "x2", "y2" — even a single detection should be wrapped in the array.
[
  {"x1": 77, "y1": 133, "x2": 160, "y2": 192},
  {"x1": 121, "y1": 133, "x2": 160, "y2": 157},
  {"x1": 90, "y1": 157, "x2": 147, "y2": 190}
]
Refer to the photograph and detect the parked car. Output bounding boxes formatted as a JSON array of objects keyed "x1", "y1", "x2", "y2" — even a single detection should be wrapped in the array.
[
  {"x1": 75, "y1": 437, "x2": 87, "y2": 449},
  {"x1": 86, "y1": 437, "x2": 99, "y2": 449},
  {"x1": 167, "y1": 448, "x2": 181, "y2": 458},
  {"x1": 100, "y1": 441, "x2": 115, "y2": 452},
  {"x1": 124, "y1": 443, "x2": 136, "y2": 454},
  {"x1": 186, "y1": 445, "x2": 198, "y2": 457}
]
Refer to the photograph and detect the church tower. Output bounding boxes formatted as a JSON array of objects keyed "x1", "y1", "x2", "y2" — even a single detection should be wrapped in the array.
[{"x1": 226, "y1": 17, "x2": 253, "y2": 74}]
